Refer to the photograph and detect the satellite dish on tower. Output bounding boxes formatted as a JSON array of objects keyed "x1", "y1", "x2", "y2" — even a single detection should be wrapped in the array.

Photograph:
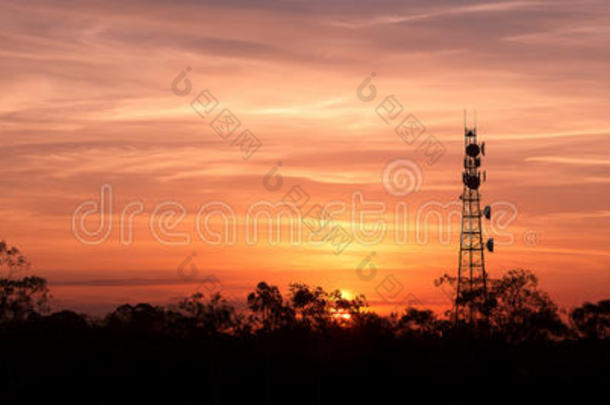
[
  {"x1": 466, "y1": 144, "x2": 480, "y2": 158},
  {"x1": 483, "y1": 205, "x2": 491, "y2": 219},
  {"x1": 481, "y1": 142, "x2": 486, "y2": 156},
  {"x1": 486, "y1": 238, "x2": 494, "y2": 252},
  {"x1": 463, "y1": 174, "x2": 480, "y2": 189}
]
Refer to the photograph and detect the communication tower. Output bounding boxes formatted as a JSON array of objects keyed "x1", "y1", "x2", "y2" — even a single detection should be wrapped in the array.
[{"x1": 456, "y1": 115, "x2": 493, "y2": 323}]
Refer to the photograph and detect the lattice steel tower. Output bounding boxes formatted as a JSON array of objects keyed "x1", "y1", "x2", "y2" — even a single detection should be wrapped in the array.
[{"x1": 456, "y1": 120, "x2": 493, "y2": 323}]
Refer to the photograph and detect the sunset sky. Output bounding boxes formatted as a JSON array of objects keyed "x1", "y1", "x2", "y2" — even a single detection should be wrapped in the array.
[{"x1": 1, "y1": 0, "x2": 609, "y2": 315}]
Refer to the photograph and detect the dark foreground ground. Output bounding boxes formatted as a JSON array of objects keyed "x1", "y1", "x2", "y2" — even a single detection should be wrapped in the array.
[{"x1": 1, "y1": 325, "x2": 608, "y2": 405}]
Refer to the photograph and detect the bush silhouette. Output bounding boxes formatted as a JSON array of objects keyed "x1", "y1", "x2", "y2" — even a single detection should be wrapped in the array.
[{"x1": 570, "y1": 299, "x2": 610, "y2": 339}]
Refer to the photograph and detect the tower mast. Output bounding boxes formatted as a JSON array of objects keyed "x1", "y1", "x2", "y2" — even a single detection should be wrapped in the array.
[{"x1": 456, "y1": 118, "x2": 492, "y2": 324}]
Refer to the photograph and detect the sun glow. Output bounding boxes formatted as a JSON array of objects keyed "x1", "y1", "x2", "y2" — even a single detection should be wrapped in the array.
[
  {"x1": 340, "y1": 289, "x2": 354, "y2": 300},
  {"x1": 330, "y1": 308, "x2": 352, "y2": 322}
]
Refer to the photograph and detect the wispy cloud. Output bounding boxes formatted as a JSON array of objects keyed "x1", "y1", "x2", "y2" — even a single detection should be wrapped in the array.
[{"x1": 525, "y1": 156, "x2": 610, "y2": 166}]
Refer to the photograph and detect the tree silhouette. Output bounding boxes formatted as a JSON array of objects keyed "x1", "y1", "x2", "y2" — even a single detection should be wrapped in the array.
[
  {"x1": 104, "y1": 303, "x2": 167, "y2": 333},
  {"x1": 329, "y1": 289, "x2": 368, "y2": 318},
  {"x1": 570, "y1": 299, "x2": 610, "y2": 340},
  {"x1": 435, "y1": 273, "x2": 489, "y2": 324},
  {"x1": 397, "y1": 307, "x2": 439, "y2": 336},
  {"x1": 487, "y1": 269, "x2": 567, "y2": 342},
  {"x1": 287, "y1": 283, "x2": 368, "y2": 330},
  {"x1": 0, "y1": 276, "x2": 50, "y2": 323},
  {"x1": 176, "y1": 292, "x2": 237, "y2": 335},
  {"x1": 0, "y1": 240, "x2": 48, "y2": 324},
  {"x1": 247, "y1": 281, "x2": 294, "y2": 331},
  {"x1": 436, "y1": 269, "x2": 567, "y2": 341},
  {"x1": 0, "y1": 240, "x2": 30, "y2": 279},
  {"x1": 288, "y1": 283, "x2": 330, "y2": 330}
]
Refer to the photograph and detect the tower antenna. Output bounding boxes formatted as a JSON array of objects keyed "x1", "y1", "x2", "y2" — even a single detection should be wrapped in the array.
[
  {"x1": 474, "y1": 109, "x2": 477, "y2": 131},
  {"x1": 463, "y1": 109, "x2": 467, "y2": 129}
]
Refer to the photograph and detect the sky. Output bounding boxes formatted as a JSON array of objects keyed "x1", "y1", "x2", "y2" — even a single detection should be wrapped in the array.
[{"x1": 1, "y1": 0, "x2": 609, "y2": 315}]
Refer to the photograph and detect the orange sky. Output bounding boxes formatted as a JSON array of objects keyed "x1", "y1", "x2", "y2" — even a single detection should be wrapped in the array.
[{"x1": 1, "y1": 0, "x2": 609, "y2": 315}]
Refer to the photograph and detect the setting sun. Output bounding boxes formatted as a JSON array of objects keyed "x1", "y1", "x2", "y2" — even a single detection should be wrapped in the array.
[{"x1": 340, "y1": 289, "x2": 354, "y2": 300}]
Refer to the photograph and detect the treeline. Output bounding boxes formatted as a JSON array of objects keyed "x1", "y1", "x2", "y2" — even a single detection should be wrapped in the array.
[
  {"x1": 1, "y1": 271, "x2": 609, "y2": 342},
  {"x1": 1, "y1": 241, "x2": 608, "y2": 403}
]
